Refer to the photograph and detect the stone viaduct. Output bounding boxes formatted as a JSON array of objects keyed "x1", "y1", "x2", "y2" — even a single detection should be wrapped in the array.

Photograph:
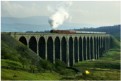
[{"x1": 10, "y1": 32, "x2": 110, "y2": 66}]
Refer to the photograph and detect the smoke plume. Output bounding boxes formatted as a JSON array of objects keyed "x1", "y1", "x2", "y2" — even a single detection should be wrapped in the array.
[{"x1": 48, "y1": 2, "x2": 72, "y2": 29}]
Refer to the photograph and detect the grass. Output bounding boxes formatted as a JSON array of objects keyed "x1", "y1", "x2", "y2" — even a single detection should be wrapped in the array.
[
  {"x1": 76, "y1": 70, "x2": 120, "y2": 80},
  {"x1": 1, "y1": 69, "x2": 61, "y2": 80},
  {"x1": 1, "y1": 59, "x2": 23, "y2": 69},
  {"x1": 74, "y1": 48, "x2": 120, "y2": 68},
  {"x1": 1, "y1": 59, "x2": 71, "y2": 80},
  {"x1": 74, "y1": 61, "x2": 120, "y2": 70},
  {"x1": 73, "y1": 48, "x2": 120, "y2": 80},
  {"x1": 100, "y1": 49, "x2": 120, "y2": 61},
  {"x1": 90, "y1": 70, "x2": 120, "y2": 80}
]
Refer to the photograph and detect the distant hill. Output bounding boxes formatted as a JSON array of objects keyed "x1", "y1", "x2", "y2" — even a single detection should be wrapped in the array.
[
  {"x1": 1, "y1": 16, "x2": 50, "y2": 32},
  {"x1": 75, "y1": 25, "x2": 120, "y2": 40},
  {"x1": 1, "y1": 16, "x2": 97, "y2": 32}
]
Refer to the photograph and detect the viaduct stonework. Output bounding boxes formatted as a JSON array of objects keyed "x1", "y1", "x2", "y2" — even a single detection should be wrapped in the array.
[{"x1": 10, "y1": 32, "x2": 110, "y2": 67}]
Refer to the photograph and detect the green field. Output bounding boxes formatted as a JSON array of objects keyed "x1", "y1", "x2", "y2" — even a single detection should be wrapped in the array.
[
  {"x1": 1, "y1": 33, "x2": 120, "y2": 80},
  {"x1": 2, "y1": 69, "x2": 61, "y2": 80}
]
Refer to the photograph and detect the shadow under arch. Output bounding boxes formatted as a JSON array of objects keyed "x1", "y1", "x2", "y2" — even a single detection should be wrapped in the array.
[
  {"x1": 61, "y1": 37, "x2": 67, "y2": 64},
  {"x1": 87, "y1": 37, "x2": 90, "y2": 60},
  {"x1": 96, "y1": 37, "x2": 99, "y2": 59},
  {"x1": 29, "y1": 36, "x2": 37, "y2": 53},
  {"x1": 79, "y1": 37, "x2": 83, "y2": 61},
  {"x1": 98, "y1": 37, "x2": 101, "y2": 57},
  {"x1": 39, "y1": 37, "x2": 45, "y2": 59},
  {"x1": 94, "y1": 37, "x2": 97, "y2": 59},
  {"x1": 102, "y1": 37, "x2": 106, "y2": 52},
  {"x1": 83, "y1": 37, "x2": 86, "y2": 60},
  {"x1": 69, "y1": 37, "x2": 73, "y2": 66},
  {"x1": 74, "y1": 37, "x2": 78, "y2": 62},
  {"x1": 19, "y1": 36, "x2": 27, "y2": 45},
  {"x1": 47, "y1": 37, "x2": 53, "y2": 63},
  {"x1": 55, "y1": 37, "x2": 60, "y2": 60},
  {"x1": 100, "y1": 37, "x2": 103, "y2": 57},
  {"x1": 90, "y1": 37, "x2": 93, "y2": 59}
]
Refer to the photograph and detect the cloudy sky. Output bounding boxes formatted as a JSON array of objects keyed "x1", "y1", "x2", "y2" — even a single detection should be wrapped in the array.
[{"x1": 1, "y1": 1, "x2": 120, "y2": 26}]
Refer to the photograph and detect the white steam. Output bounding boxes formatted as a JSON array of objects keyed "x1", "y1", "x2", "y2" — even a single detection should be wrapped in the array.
[
  {"x1": 48, "y1": 2, "x2": 72, "y2": 29},
  {"x1": 48, "y1": 8, "x2": 69, "y2": 29}
]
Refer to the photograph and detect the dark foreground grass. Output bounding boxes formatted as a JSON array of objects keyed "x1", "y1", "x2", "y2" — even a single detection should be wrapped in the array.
[
  {"x1": 1, "y1": 59, "x2": 76, "y2": 80},
  {"x1": 1, "y1": 69, "x2": 61, "y2": 80}
]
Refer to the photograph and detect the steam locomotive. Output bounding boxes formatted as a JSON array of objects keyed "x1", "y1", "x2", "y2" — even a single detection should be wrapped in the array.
[
  {"x1": 50, "y1": 30, "x2": 106, "y2": 34},
  {"x1": 50, "y1": 30, "x2": 75, "y2": 34}
]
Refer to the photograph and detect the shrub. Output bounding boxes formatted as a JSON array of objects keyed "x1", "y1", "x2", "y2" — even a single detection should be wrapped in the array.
[
  {"x1": 37, "y1": 59, "x2": 54, "y2": 71},
  {"x1": 54, "y1": 59, "x2": 66, "y2": 71}
]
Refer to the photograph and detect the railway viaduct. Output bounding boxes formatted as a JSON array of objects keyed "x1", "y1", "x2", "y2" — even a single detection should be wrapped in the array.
[{"x1": 10, "y1": 32, "x2": 110, "y2": 66}]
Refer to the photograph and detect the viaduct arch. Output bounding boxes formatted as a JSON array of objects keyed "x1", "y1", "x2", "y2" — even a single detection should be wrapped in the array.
[
  {"x1": 61, "y1": 37, "x2": 67, "y2": 64},
  {"x1": 47, "y1": 37, "x2": 53, "y2": 63},
  {"x1": 19, "y1": 36, "x2": 27, "y2": 45},
  {"x1": 55, "y1": 37, "x2": 60, "y2": 60},
  {"x1": 11, "y1": 32, "x2": 110, "y2": 67},
  {"x1": 39, "y1": 37, "x2": 45, "y2": 59},
  {"x1": 29, "y1": 36, "x2": 37, "y2": 53}
]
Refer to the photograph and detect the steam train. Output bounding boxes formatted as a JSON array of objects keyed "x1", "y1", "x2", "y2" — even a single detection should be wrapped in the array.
[{"x1": 50, "y1": 30, "x2": 106, "y2": 34}]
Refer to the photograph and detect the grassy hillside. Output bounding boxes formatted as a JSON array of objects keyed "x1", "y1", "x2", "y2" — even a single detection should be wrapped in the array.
[
  {"x1": 1, "y1": 33, "x2": 40, "y2": 61},
  {"x1": 1, "y1": 33, "x2": 41, "y2": 71}
]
